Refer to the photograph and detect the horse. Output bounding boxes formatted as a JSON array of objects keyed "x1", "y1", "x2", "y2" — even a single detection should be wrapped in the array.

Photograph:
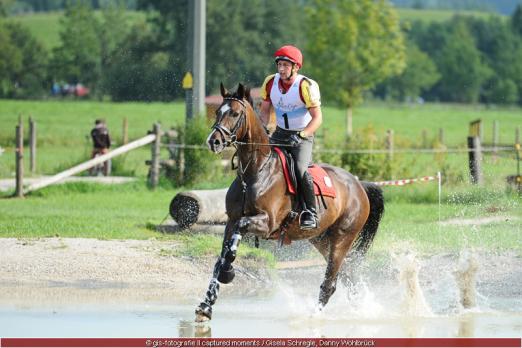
[{"x1": 195, "y1": 83, "x2": 384, "y2": 322}]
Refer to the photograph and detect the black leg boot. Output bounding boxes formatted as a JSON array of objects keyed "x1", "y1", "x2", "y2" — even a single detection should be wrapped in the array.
[{"x1": 299, "y1": 172, "x2": 318, "y2": 230}]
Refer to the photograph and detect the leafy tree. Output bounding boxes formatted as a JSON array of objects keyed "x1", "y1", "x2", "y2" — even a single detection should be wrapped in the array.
[
  {"x1": 137, "y1": 0, "x2": 303, "y2": 97},
  {"x1": 0, "y1": 21, "x2": 22, "y2": 96},
  {"x1": 0, "y1": 0, "x2": 11, "y2": 16},
  {"x1": 467, "y1": 16, "x2": 522, "y2": 104},
  {"x1": 410, "y1": 20, "x2": 451, "y2": 57},
  {"x1": 104, "y1": 21, "x2": 176, "y2": 101},
  {"x1": 0, "y1": 20, "x2": 48, "y2": 98},
  {"x1": 98, "y1": 3, "x2": 131, "y2": 94},
  {"x1": 305, "y1": 0, "x2": 405, "y2": 137},
  {"x1": 136, "y1": 0, "x2": 190, "y2": 97},
  {"x1": 432, "y1": 20, "x2": 491, "y2": 103},
  {"x1": 481, "y1": 77, "x2": 518, "y2": 104},
  {"x1": 51, "y1": 2, "x2": 101, "y2": 94},
  {"x1": 376, "y1": 41, "x2": 440, "y2": 101},
  {"x1": 512, "y1": 4, "x2": 522, "y2": 36}
]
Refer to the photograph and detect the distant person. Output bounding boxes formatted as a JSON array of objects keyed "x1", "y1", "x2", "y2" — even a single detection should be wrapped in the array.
[
  {"x1": 90, "y1": 119, "x2": 111, "y2": 175},
  {"x1": 51, "y1": 82, "x2": 61, "y2": 96}
]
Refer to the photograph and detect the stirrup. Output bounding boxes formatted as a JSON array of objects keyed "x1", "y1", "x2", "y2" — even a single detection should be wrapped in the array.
[{"x1": 299, "y1": 210, "x2": 317, "y2": 230}]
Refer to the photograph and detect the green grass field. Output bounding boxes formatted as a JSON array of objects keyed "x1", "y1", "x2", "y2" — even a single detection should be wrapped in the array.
[
  {"x1": 397, "y1": 8, "x2": 501, "y2": 23},
  {"x1": 1, "y1": 99, "x2": 520, "y2": 183}
]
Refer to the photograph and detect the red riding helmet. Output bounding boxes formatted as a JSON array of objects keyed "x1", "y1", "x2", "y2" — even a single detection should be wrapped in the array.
[{"x1": 274, "y1": 45, "x2": 303, "y2": 68}]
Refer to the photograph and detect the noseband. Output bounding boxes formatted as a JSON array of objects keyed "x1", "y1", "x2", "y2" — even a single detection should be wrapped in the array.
[{"x1": 211, "y1": 97, "x2": 247, "y2": 147}]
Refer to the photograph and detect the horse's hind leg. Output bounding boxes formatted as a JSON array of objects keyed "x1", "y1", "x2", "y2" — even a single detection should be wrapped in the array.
[
  {"x1": 195, "y1": 222, "x2": 241, "y2": 322},
  {"x1": 317, "y1": 228, "x2": 359, "y2": 309}
]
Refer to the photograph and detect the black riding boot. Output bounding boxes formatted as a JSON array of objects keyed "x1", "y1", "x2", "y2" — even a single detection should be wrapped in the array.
[{"x1": 299, "y1": 172, "x2": 318, "y2": 230}]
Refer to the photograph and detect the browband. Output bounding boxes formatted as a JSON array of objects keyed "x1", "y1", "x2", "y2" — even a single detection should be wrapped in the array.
[{"x1": 223, "y1": 97, "x2": 246, "y2": 107}]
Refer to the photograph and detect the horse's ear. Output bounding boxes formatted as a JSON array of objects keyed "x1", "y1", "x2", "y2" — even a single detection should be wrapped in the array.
[
  {"x1": 237, "y1": 83, "x2": 246, "y2": 99},
  {"x1": 220, "y1": 82, "x2": 228, "y2": 97},
  {"x1": 245, "y1": 85, "x2": 254, "y2": 106}
]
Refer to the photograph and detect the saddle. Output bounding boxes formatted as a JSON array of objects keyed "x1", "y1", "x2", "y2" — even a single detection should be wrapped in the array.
[
  {"x1": 268, "y1": 147, "x2": 336, "y2": 246},
  {"x1": 273, "y1": 147, "x2": 336, "y2": 199}
]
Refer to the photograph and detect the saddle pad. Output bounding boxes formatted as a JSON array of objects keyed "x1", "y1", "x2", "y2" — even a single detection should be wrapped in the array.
[{"x1": 274, "y1": 147, "x2": 336, "y2": 198}]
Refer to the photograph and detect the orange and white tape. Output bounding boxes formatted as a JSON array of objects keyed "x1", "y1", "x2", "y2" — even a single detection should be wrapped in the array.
[{"x1": 372, "y1": 172, "x2": 441, "y2": 186}]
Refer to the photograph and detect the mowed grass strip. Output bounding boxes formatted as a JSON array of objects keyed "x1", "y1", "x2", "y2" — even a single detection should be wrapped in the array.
[{"x1": 0, "y1": 180, "x2": 520, "y2": 254}]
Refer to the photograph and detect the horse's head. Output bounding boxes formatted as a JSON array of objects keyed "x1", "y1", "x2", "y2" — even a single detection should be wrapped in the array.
[{"x1": 207, "y1": 83, "x2": 252, "y2": 153}]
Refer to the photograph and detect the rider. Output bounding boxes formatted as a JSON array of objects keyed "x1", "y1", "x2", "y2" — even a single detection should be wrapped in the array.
[
  {"x1": 90, "y1": 119, "x2": 111, "y2": 175},
  {"x1": 259, "y1": 45, "x2": 323, "y2": 230}
]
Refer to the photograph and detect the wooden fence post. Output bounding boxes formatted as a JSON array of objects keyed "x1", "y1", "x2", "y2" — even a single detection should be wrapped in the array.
[
  {"x1": 149, "y1": 123, "x2": 161, "y2": 188},
  {"x1": 469, "y1": 119, "x2": 482, "y2": 141},
  {"x1": 492, "y1": 120, "x2": 499, "y2": 160},
  {"x1": 438, "y1": 128, "x2": 445, "y2": 145},
  {"x1": 515, "y1": 142, "x2": 522, "y2": 196},
  {"x1": 467, "y1": 136, "x2": 482, "y2": 185},
  {"x1": 346, "y1": 108, "x2": 353, "y2": 138},
  {"x1": 15, "y1": 117, "x2": 24, "y2": 197},
  {"x1": 29, "y1": 116, "x2": 36, "y2": 174},
  {"x1": 421, "y1": 129, "x2": 428, "y2": 148},
  {"x1": 122, "y1": 117, "x2": 128, "y2": 145},
  {"x1": 386, "y1": 129, "x2": 394, "y2": 160}
]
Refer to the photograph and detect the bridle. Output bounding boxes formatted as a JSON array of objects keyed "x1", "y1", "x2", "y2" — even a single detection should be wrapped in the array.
[
  {"x1": 210, "y1": 97, "x2": 293, "y2": 148},
  {"x1": 210, "y1": 97, "x2": 247, "y2": 147}
]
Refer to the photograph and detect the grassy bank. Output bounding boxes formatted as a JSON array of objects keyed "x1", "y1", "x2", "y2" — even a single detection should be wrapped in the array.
[{"x1": 0, "y1": 180, "x2": 520, "y2": 256}]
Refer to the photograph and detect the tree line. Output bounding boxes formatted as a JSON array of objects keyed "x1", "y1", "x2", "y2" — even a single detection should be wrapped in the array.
[
  {"x1": 1, "y1": 0, "x2": 522, "y2": 107},
  {"x1": 377, "y1": 7, "x2": 522, "y2": 105}
]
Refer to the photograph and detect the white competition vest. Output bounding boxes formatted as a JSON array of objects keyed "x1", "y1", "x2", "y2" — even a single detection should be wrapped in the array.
[{"x1": 270, "y1": 74, "x2": 311, "y2": 130}]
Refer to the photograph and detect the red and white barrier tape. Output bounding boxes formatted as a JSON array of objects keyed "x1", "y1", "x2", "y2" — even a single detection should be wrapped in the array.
[{"x1": 372, "y1": 172, "x2": 441, "y2": 186}]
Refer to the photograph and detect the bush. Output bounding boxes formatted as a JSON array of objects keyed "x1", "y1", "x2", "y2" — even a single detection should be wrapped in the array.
[
  {"x1": 176, "y1": 118, "x2": 220, "y2": 186},
  {"x1": 338, "y1": 125, "x2": 416, "y2": 181}
]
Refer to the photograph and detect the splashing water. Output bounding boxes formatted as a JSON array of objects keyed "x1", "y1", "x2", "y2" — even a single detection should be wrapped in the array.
[
  {"x1": 392, "y1": 252, "x2": 433, "y2": 317},
  {"x1": 454, "y1": 250, "x2": 479, "y2": 309}
]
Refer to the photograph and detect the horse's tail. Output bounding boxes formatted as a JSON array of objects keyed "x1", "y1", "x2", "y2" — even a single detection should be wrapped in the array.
[{"x1": 351, "y1": 181, "x2": 384, "y2": 257}]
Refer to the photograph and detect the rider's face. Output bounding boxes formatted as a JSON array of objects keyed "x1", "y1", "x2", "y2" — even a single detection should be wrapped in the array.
[{"x1": 277, "y1": 60, "x2": 296, "y2": 79}]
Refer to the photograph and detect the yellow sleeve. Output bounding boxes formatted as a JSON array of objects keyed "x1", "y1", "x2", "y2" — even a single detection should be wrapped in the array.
[
  {"x1": 260, "y1": 74, "x2": 276, "y2": 101},
  {"x1": 300, "y1": 78, "x2": 321, "y2": 108}
]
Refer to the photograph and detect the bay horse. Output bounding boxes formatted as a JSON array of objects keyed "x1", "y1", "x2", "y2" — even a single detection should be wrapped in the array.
[{"x1": 195, "y1": 83, "x2": 384, "y2": 322}]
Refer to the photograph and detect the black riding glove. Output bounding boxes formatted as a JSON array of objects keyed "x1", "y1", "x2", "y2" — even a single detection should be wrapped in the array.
[{"x1": 288, "y1": 133, "x2": 302, "y2": 147}]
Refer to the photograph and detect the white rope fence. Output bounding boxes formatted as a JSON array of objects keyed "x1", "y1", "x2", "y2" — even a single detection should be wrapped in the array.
[
  {"x1": 372, "y1": 173, "x2": 441, "y2": 187},
  {"x1": 371, "y1": 172, "x2": 443, "y2": 224},
  {"x1": 164, "y1": 143, "x2": 515, "y2": 155}
]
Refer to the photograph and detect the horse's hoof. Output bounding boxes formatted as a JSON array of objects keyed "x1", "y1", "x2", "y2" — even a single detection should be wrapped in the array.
[
  {"x1": 217, "y1": 264, "x2": 235, "y2": 284},
  {"x1": 311, "y1": 304, "x2": 324, "y2": 317},
  {"x1": 195, "y1": 303, "x2": 212, "y2": 322},
  {"x1": 195, "y1": 313, "x2": 210, "y2": 322}
]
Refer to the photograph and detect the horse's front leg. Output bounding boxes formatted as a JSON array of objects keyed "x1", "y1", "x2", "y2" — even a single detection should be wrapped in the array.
[
  {"x1": 195, "y1": 222, "x2": 242, "y2": 322},
  {"x1": 238, "y1": 212, "x2": 270, "y2": 236}
]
